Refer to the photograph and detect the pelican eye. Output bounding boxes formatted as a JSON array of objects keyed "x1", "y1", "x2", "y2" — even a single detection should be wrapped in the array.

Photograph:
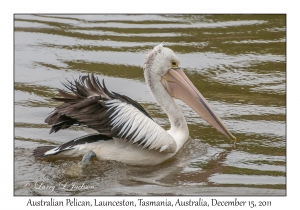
[{"x1": 171, "y1": 60, "x2": 178, "y2": 67}]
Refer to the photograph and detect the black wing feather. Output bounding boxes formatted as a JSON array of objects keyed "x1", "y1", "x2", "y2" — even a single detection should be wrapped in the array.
[
  {"x1": 45, "y1": 73, "x2": 153, "y2": 136},
  {"x1": 33, "y1": 133, "x2": 113, "y2": 157}
]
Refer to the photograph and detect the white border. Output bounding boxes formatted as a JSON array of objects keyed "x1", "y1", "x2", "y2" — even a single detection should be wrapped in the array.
[{"x1": 5, "y1": 0, "x2": 295, "y2": 208}]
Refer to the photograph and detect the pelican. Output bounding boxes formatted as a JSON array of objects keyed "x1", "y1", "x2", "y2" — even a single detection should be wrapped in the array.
[{"x1": 33, "y1": 44, "x2": 236, "y2": 165}]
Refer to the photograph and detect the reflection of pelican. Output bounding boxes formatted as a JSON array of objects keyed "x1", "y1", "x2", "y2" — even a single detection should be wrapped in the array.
[{"x1": 33, "y1": 44, "x2": 236, "y2": 165}]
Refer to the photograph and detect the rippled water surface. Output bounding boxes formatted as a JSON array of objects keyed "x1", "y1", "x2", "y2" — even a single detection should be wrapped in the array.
[{"x1": 14, "y1": 14, "x2": 286, "y2": 195}]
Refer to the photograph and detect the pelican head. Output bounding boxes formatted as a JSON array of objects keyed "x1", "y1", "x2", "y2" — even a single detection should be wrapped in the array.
[
  {"x1": 143, "y1": 44, "x2": 180, "y2": 76},
  {"x1": 143, "y1": 44, "x2": 236, "y2": 142}
]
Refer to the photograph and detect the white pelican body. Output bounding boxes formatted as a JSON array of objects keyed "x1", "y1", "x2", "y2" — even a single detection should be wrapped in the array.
[{"x1": 34, "y1": 44, "x2": 236, "y2": 165}]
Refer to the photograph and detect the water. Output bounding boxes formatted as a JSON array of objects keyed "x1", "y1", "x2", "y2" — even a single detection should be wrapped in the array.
[{"x1": 14, "y1": 14, "x2": 286, "y2": 195}]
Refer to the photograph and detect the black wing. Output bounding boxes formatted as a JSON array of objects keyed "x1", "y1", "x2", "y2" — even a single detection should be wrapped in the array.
[
  {"x1": 45, "y1": 73, "x2": 153, "y2": 134},
  {"x1": 45, "y1": 74, "x2": 176, "y2": 152}
]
